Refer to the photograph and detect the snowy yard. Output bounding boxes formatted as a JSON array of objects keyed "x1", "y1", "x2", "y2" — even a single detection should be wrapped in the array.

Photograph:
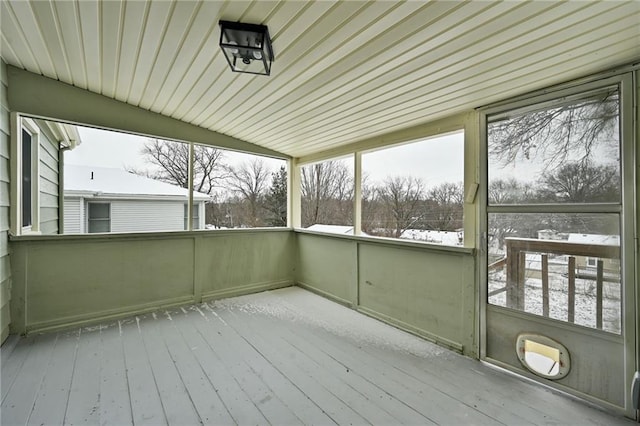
[{"x1": 488, "y1": 263, "x2": 621, "y2": 334}]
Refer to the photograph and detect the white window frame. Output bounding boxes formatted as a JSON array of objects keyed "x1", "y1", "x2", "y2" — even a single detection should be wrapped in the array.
[
  {"x1": 10, "y1": 114, "x2": 40, "y2": 235},
  {"x1": 86, "y1": 201, "x2": 111, "y2": 233},
  {"x1": 184, "y1": 203, "x2": 200, "y2": 230}
]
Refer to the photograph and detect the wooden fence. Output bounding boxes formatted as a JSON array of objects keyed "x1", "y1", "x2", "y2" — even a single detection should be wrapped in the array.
[{"x1": 489, "y1": 238, "x2": 620, "y2": 329}]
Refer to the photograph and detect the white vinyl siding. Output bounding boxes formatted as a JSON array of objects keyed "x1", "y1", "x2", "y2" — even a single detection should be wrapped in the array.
[
  {"x1": 109, "y1": 200, "x2": 184, "y2": 233},
  {"x1": 0, "y1": 61, "x2": 11, "y2": 343},
  {"x1": 38, "y1": 123, "x2": 59, "y2": 234},
  {"x1": 63, "y1": 198, "x2": 206, "y2": 234},
  {"x1": 63, "y1": 197, "x2": 82, "y2": 234},
  {"x1": 110, "y1": 200, "x2": 183, "y2": 233}
]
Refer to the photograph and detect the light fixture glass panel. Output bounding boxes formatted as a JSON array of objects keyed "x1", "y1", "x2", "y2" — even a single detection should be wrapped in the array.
[{"x1": 219, "y1": 21, "x2": 273, "y2": 75}]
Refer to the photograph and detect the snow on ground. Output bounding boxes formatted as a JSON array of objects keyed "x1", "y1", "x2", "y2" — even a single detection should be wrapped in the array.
[
  {"x1": 400, "y1": 229, "x2": 463, "y2": 246},
  {"x1": 211, "y1": 287, "x2": 448, "y2": 359},
  {"x1": 488, "y1": 268, "x2": 621, "y2": 334}
]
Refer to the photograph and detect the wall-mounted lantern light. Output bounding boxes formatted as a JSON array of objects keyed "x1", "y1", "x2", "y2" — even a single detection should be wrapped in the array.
[{"x1": 219, "y1": 20, "x2": 274, "y2": 76}]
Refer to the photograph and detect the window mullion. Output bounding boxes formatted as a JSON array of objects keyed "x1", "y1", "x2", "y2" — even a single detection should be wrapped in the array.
[{"x1": 487, "y1": 203, "x2": 622, "y2": 214}]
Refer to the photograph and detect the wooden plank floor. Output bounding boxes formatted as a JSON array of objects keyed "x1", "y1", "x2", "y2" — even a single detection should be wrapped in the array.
[{"x1": 1, "y1": 287, "x2": 635, "y2": 425}]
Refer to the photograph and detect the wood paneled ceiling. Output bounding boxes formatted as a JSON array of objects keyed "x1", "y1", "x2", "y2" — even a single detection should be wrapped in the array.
[{"x1": 2, "y1": 0, "x2": 639, "y2": 158}]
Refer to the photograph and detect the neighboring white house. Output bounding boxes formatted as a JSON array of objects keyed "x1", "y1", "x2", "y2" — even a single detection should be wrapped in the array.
[{"x1": 63, "y1": 165, "x2": 209, "y2": 234}]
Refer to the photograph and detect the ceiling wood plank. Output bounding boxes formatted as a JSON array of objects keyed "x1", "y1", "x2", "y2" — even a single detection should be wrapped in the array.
[
  {"x1": 77, "y1": 0, "x2": 101, "y2": 94},
  {"x1": 113, "y1": 0, "x2": 149, "y2": 103},
  {"x1": 266, "y1": 1, "x2": 625, "y2": 150},
  {"x1": 0, "y1": 35, "x2": 23, "y2": 70},
  {"x1": 178, "y1": 2, "x2": 333, "y2": 122},
  {"x1": 287, "y1": 31, "x2": 639, "y2": 157},
  {"x1": 159, "y1": 0, "x2": 242, "y2": 116},
  {"x1": 211, "y1": 0, "x2": 409, "y2": 135},
  {"x1": 29, "y1": 0, "x2": 73, "y2": 84},
  {"x1": 149, "y1": 0, "x2": 224, "y2": 113},
  {"x1": 202, "y1": 0, "x2": 381, "y2": 130},
  {"x1": 5, "y1": 0, "x2": 57, "y2": 79},
  {"x1": 138, "y1": 0, "x2": 202, "y2": 110},
  {"x1": 223, "y1": 1, "x2": 492, "y2": 140},
  {"x1": 126, "y1": 0, "x2": 174, "y2": 106},
  {"x1": 1, "y1": 0, "x2": 638, "y2": 158},
  {"x1": 100, "y1": 0, "x2": 124, "y2": 98},
  {"x1": 163, "y1": 0, "x2": 256, "y2": 122},
  {"x1": 52, "y1": 1, "x2": 88, "y2": 89},
  {"x1": 0, "y1": 3, "x2": 36, "y2": 72}
]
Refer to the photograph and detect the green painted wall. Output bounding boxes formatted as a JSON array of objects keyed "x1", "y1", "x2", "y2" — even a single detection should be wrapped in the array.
[
  {"x1": 9, "y1": 229, "x2": 294, "y2": 334},
  {"x1": 296, "y1": 232, "x2": 477, "y2": 356},
  {"x1": 198, "y1": 231, "x2": 295, "y2": 300},
  {"x1": 0, "y1": 61, "x2": 11, "y2": 344},
  {"x1": 296, "y1": 233, "x2": 358, "y2": 306}
]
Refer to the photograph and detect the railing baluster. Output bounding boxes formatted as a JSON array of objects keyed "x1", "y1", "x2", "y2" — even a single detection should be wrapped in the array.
[
  {"x1": 517, "y1": 251, "x2": 526, "y2": 310},
  {"x1": 568, "y1": 256, "x2": 576, "y2": 323},
  {"x1": 541, "y1": 254, "x2": 549, "y2": 317},
  {"x1": 506, "y1": 241, "x2": 518, "y2": 309},
  {"x1": 596, "y1": 259, "x2": 604, "y2": 329}
]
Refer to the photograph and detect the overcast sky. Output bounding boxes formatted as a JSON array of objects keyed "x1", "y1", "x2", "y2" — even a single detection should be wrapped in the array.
[
  {"x1": 66, "y1": 125, "x2": 286, "y2": 173},
  {"x1": 362, "y1": 131, "x2": 464, "y2": 187},
  {"x1": 65, "y1": 126, "x2": 465, "y2": 188}
]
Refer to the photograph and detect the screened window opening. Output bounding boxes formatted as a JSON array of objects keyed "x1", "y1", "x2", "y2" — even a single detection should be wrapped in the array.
[
  {"x1": 300, "y1": 156, "x2": 354, "y2": 234},
  {"x1": 361, "y1": 132, "x2": 464, "y2": 245},
  {"x1": 13, "y1": 117, "x2": 288, "y2": 236},
  {"x1": 200, "y1": 147, "x2": 287, "y2": 230},
  {"x1": 487, "y1": 87, "x2": 622, "y2": 334}
]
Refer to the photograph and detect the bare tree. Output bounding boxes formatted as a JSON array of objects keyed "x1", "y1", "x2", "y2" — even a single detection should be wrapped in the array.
[
  {"x1": 424, "y1": 182, "x2": 463, "y2": 231},
  {"x1": 539, "y1": 161, "x2": 619, "y2": 203},
  {"x1": 488, "y1": 91, "x2": 618, "y2": 171},
  {"x1": 300, "y1": 161, "x2": 353, "y2": 227},
  {"x1": 227, "y1": 159, "x2": 271, "y2": 227},
  {"x1": 375, "y1": 176, "x2": 425, "y2": 238},
  {"x1": 488, "y1": 178, "x2": 537, "y2": 204},
  {"x1": 129, "y1": 139, "x2": 228, "y2": 194}
]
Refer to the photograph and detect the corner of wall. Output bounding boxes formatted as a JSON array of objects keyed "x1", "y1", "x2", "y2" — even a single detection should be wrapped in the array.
[{"x1": 1, "y1": 58, "x2": 13, "y2": 343}]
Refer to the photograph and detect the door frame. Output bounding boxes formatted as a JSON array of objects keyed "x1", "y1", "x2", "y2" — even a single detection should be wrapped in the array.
[{"x1": 477, "y1": 71, "x2": 637, "y2": 418}]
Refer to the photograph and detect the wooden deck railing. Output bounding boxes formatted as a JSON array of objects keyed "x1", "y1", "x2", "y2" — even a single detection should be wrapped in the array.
[{"x1": 492, "y1": 237, "x2": 620, "y2": 329}]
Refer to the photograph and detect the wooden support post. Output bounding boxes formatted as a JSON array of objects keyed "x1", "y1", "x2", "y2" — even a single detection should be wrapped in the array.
[
  {"x1": 517, "y1": 251, "x2": 526, "y2": 311},
  {"x1": 505, "y1": 241, "x2": 518, "y2": 309},
  {"x1": 596, "y1": 259, "x2": 604, "y2": 329},
  {"x1": 568, "y1": 256, "x2": 576, "y2": 323},
  {"x1": 541, "y1": 254, "x2": 549, "y2": 317}
]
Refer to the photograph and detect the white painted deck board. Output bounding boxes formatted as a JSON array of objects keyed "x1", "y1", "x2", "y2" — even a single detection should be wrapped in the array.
[
  {"x1": 1, "y1": 334, "x2": 36, "y2": 403},
  {"x1": 120, "y1": 317, "x2": 167, "y2": 426},
  {"x1": 169, "y1": 309, "x2": 268, "y2": 425},
  {"x1": 64, "y1": 328, "x2": 101, "y2": 425},
  {"x1": 220, "y1": 307, "x2": 433, "y2": 425},
  {"x1": 187, "y1": 308, "x2": 304, "y2": 425},
  {"x1": 194, "y1": 304, "x2": 336, "y2": 425},
  {"x1": 154, "y1": 310, "x2": 233, "y2": 425},
  {"x1": 1, "y1": 287, "x2": 636, "y2": 426},
  {"x1": 98, "y1": 323, "x2": 133, "y2": 426},
  {"x1": 139, "y1": 314, "x2": 202, "y2": 426},
  {"x1": 28, "y1": 330, "x2": 78, "y2": 425},
  {"x1": 1, "y1": 333, "x2": 57, "y2": 424}
]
